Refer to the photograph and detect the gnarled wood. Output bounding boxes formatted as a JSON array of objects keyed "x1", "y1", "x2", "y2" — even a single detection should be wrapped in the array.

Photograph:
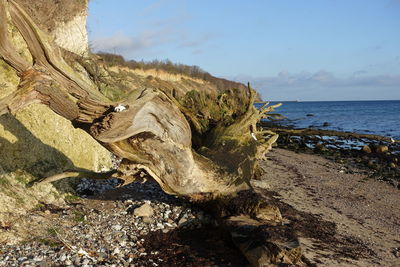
[{"x1": 0, "y1": 1, "x2": 301, "y2": 265}]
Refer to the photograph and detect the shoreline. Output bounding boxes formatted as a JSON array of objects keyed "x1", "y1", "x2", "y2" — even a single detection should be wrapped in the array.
[
  {"x1": 260, "y1": 121, "x2": 400, "y2": 189},
  {"x1": 255, "y1": 148, "x2": 400, "y2": 266}
]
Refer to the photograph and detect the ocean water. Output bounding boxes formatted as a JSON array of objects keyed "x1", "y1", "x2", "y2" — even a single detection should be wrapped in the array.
[{"x1": 258, "y1": 100, "x2": 400, "y2": 140}]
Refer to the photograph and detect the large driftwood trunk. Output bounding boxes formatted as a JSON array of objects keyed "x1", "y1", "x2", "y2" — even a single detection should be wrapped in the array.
[{"x1": 0, "y1": 1, "x2": 301, "y2": 265}]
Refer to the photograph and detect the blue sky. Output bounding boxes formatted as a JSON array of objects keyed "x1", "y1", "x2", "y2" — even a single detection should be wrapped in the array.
[{"x1": 88, "y1": 0, "x2": 400, "y2": 101}]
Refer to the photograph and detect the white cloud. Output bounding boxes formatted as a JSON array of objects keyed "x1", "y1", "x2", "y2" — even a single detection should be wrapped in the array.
[
  {"x1": 90, "y1": 11, "x2": 218, "y2": 58},
  {"x1": 90, "y1": 27, "x2": 176, "y2": 56},
  {"x1": 234, "y1": 70, "x2": 400, "y2": 101}
]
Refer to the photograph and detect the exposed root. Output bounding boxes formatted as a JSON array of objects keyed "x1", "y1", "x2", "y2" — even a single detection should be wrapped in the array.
[
  {"x1": 0, "y1": 2, "x2": 298, "y2": 265},
  {"x1": 259, "y1": 103, "x2": 282, "y2": 120},
  {"x1": 29, "y1": 169, "x2": 117, "y2": 187}
]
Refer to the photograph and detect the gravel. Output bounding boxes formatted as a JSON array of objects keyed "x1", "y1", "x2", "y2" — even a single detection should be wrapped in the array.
[{"x1": 0, "y1": 177, "x2": 216, "y2": 267}]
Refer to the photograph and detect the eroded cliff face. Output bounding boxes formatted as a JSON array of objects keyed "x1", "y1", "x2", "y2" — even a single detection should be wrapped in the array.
[
  {"x1": 1, "y1": 0, "x2": 111, "y2": 173},
  {"x1": 15, "y1": 0, "x2": 89, "y2": 55},
  {"x1": 0, "y1": 0, "x2": 111, "y2": 223}
]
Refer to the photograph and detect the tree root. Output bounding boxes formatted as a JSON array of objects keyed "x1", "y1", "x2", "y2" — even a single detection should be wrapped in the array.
[
  {"x1": 28, "y1": 169, "x2": 117, "y2": 187},
  {"x1": 0, "y1": 1, "x2": 298, "y2": 265}
]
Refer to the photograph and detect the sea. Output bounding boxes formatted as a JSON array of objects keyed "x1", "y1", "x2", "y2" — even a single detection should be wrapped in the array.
[{"x1": 257, "y1": 100, "x2": 400, "y2": 140}]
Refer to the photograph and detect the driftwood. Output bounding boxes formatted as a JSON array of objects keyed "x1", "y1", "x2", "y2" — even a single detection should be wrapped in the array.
[{"x1": 0, "y1": 1, "x2": 302, "y2": 265}]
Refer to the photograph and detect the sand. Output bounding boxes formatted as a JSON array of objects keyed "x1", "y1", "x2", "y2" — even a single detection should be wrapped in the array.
[{"x1": 255, "y1": 148, "x2": 400, "y2": 266}]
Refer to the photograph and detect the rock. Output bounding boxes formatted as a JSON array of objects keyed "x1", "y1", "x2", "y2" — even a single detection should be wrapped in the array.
[
  {"x1": 133, "y1": 203, "x2": 154, "y2": 218},
  {"x1": 178, "y1": 217, "x2": 187, "y2": 225},
  {"x1": 59, "y1": 255, "x2": 66, "y2": 261},
  {"x1": 112, "y1": 247, "x2": 120, "y2": 255},
  {"x1": 256, "y1": 205, "x2": 283, "y2": 222},
  {"x1": 375, "y1": 145, "x2": 388, "y2": 153},
  {"x1": 142, "y1": 217, "x2": 152, "y2": 224},
  {"x1": 306, "y1": 114, "x2": 314, "y2": 117},
  {"x1": 314, "y1": 143, "x2": 326, "y2": 152},
  {"x1": 33, "y1": 256, "x2": 44, "y2": 262},
  {"x1": 322, "y1": 122, "x2": 330, "y2": 127},
  {"x1": 392, "y1": 247, "x2": 400, "y2": 258},
  {"x1": 362, "y1": 145, "x2": 372, "y2": 153},
  {"x1": 112, "y1": 224, "x2": 122, "y2": 231}
]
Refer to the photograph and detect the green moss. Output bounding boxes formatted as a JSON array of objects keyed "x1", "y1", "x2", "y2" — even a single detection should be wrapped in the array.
[
  {"x1": 178, "y1": 88, "x2": 250, "y2": 136},
  {"x1": 37, "y1": 238, "x2": 62, "y2": 248},
  {"x1": 73, "y1": 211, "x2": 86, "y2": 223},
  {"x1": 0, "y1": 177, "x2": 10, "y2": 186},
  {"x1": 14, "y1": 174, "x2": 31, "y2": 185},
  {"x1": 34, "y1": 203, "x2": 45, "y2": 210},
  {"x1": 65, "y1": 193, "x2": 81, "y2": 202},
  {"x1": 14, "y1": 195, "x2": 25, "y2": 204},
  {"x1": 47, "y1": 227, "x2": 59, "y2": 237}
]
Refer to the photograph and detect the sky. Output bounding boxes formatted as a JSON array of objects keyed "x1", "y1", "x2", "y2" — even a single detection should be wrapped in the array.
[{"x1": 88, "y1": 0, "x2": 400, "y2": 101}]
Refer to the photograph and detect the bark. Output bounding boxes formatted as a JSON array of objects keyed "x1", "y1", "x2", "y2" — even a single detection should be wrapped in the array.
[{"x1": 0, "y1": 1, "x2": 302, "y2": 265}]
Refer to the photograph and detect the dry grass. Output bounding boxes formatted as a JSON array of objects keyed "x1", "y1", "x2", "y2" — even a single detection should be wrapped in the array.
[{"x1": 97, "y1": 53, "x2": 249, "y2": 93}]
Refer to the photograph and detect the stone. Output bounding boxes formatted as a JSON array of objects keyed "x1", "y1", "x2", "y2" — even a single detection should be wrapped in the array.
[
  {"x1": 112, "y1": 247, "x2": 120, "y2": 255},
  {"x1": 375, "y1": 145, "x2": 389, "y2": 153},
  {"x1": 133, "y1": 203, "x2": 154, "y2": 218},
  {"x1": 362, "y1": 145, "x2": 372, "y2": 153},
  {"x1": 178, "y1": 217, "x2": 187, "y2": 225},
  {"x1": 113, "y1": 224, "x2": 122, "y2": 231},
  {"x1": 142, "y1": 217, "x2": 152, "y2": 224},
  {"x1": 256, "y1": 205, "x2": 283, "y2": 222},
  {"x1": 59, "y1": 255, "x2": 66, "y2": 261},
  {"x1": 314, "y1": 143, "x2": 326, "y2": 152}
]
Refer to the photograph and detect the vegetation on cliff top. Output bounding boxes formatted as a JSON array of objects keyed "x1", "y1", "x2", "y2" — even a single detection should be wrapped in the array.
[{"x1": 96, "y1": 52, "x2": 250, "y2": 93}]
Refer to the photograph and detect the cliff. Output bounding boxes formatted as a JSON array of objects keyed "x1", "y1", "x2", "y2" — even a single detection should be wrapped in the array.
[{"x1": 0, "y1": 0, "x2": 111, "y2": 224}]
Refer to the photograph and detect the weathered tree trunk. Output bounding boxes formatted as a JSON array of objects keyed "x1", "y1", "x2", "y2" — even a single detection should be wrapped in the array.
[{"x1": 0, "y1": 1, "x2": 302, "y2": 265}]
